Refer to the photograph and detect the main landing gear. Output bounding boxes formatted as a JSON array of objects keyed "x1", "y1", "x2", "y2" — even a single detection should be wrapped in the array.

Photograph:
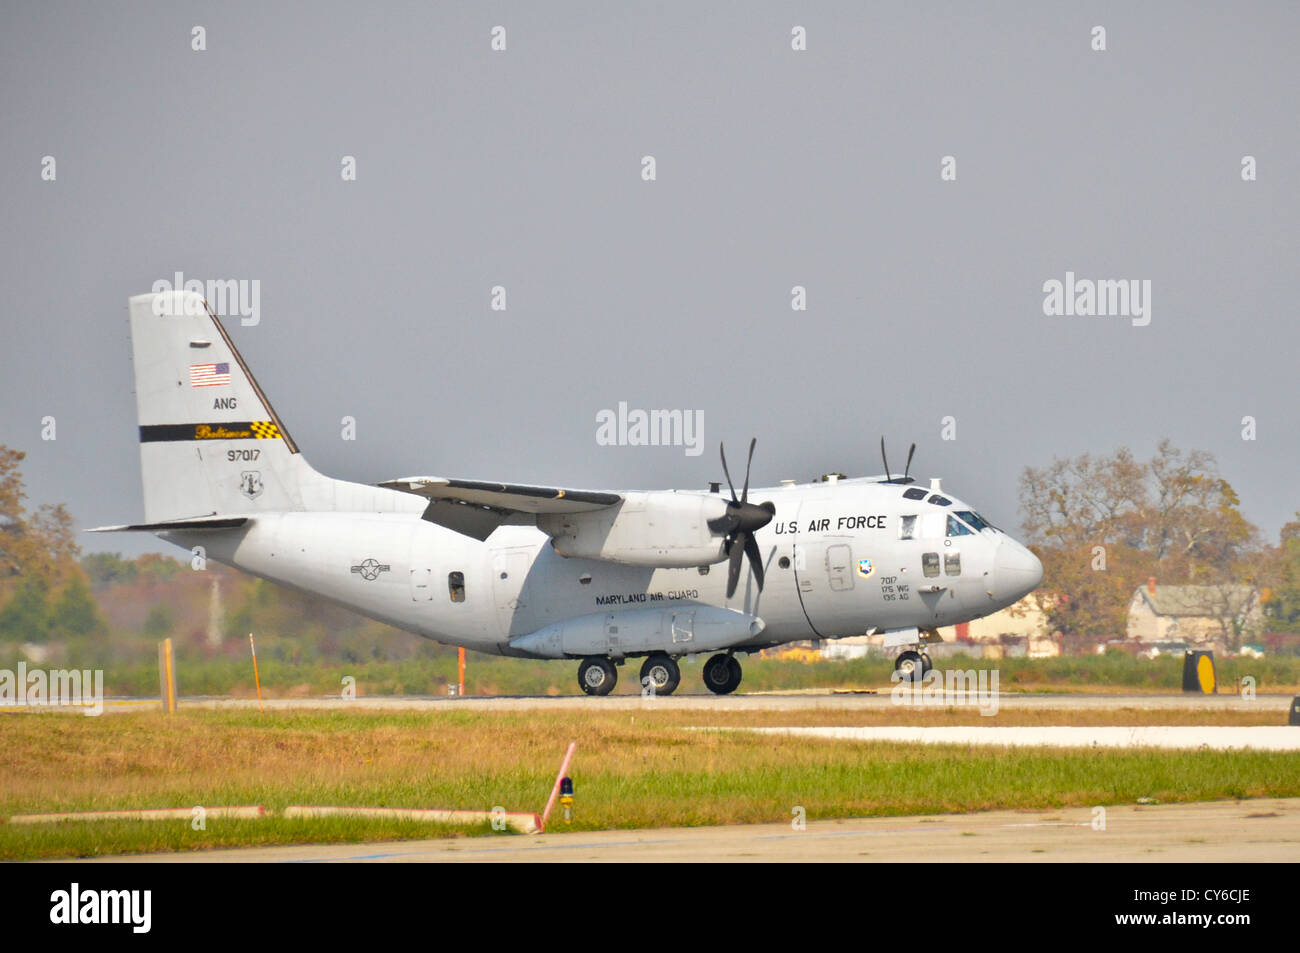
[
  {"x1": 639, "y1": 653, "x2": 681, "y2": 696},
  {"x1": 894, "y1": 650, "x2": 933, "y2": 682},
  {"x1": 703, "y1": 653, "x2": 743, "y2": 695},
  {"x1": 578, "y1": 657, "x2": 618, "y2": 696},
  {"x1": 578, "y1": 652, "x2": 743, "y2": 696}
]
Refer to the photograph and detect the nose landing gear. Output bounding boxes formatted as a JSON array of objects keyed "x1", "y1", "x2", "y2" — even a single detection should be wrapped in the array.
[{"x1": 894, "y1": 650, "x2": 933, "y2": 681}]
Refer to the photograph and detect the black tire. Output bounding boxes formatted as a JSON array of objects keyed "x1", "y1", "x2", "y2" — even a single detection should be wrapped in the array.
[
  {"x1": 639, "y1": 654, "x2": 680, "y2": 696},
  {"x1": 895, "y1": 650, "x2": 923, "y2": 681},
  {"x1": 921, "y1": 653, "x2": 934, "y2": 674},
  {"x1": 703, "y1": 653, "x2": 742, "y2": 695},
  {"x1": 578, "y1": 657, "x2": 618, "y2": 696}
]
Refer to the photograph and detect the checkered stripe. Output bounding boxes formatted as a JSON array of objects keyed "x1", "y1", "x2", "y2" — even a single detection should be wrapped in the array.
[{"x1": 250, "y1": 421, "x2": 281, "y2": 439}]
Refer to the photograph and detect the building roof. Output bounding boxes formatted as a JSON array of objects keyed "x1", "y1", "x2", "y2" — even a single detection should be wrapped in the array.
[{"x1": 1133, "y1": 585, "x2": 1258, "y2": 618}]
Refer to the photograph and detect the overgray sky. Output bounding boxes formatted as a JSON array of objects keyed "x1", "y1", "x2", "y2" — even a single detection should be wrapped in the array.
[{"x1": 2, "y1": 2, "x2": 1297, "y2": 558}]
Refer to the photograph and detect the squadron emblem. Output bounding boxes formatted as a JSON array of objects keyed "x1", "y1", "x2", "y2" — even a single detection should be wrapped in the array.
[{"x1": 239, "y1": 470, "x2": 264, "y2": 500}]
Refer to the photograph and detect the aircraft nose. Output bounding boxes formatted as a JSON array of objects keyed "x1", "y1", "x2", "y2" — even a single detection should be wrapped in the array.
[{"x1": 994, "y1": 540, "x2": 1043, "y2": 604}]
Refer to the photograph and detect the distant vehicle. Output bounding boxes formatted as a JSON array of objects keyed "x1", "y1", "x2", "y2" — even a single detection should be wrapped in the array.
[
  {"x1": 93, "y1": 291, "x2": 1043, "y2": 696},
  {"x1": 1140, "y1": 641, "x2": 1190, "y2": 659}
]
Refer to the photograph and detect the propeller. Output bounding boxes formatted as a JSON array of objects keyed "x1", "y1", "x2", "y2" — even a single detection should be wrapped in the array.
[
  {"x1": 707, "y1": 438, "x2": 776, "y2": 598},
  {"x1": 880, "y1": 437, "x2": 917, "y2": 485}
]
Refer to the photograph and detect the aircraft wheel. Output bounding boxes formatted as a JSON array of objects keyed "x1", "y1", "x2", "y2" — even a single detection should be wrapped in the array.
[
  {"x1": 639, "y1": 653, "x2": 680, "y2": 696},
  {"x1": 578, "y1": 657, "x2": 618, "y2": 696},
  {"x1": 895, "y1": 650, "x2": 923, "y2": 681},
  {"x1": 921, "y1": 653, "x2": 934, "y2": 674},
  {"x1": 703, "y1": 653, "x2": 742, "y2": 695}
]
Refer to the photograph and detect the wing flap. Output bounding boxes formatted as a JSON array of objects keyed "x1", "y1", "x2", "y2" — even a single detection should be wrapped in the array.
[{"x1": 380, "y1": 477, "x2": 621, "y2": 515}]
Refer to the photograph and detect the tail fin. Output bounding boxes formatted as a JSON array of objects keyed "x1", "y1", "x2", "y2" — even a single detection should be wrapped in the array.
[{"x1": 130, "y1": 291, "x2": 319, "y2": 522}]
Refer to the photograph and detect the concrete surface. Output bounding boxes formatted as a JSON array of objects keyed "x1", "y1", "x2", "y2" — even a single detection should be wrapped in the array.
[
  {"x1": 735, "y1": 725, "x2": 1300, "y2": 750},
  {"x1": 79, "y1": 797, "x2": 1300, "y2": 863},
  {"x1": 69, "y1": 691, "x2": 1296, "y2": 714}
]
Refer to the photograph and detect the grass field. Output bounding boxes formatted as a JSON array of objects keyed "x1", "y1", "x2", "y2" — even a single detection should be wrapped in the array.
[
  {"x1": 15, "y1": 650, "x2": 1298, "y2": 699},
  {"x1": 3, "y1": 706, "x2": 1299, "y2": 860}
]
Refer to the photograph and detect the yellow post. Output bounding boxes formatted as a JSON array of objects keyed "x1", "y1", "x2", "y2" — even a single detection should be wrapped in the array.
[
  {"x1": 158, "y1": 638, "x2": 176, "y2": 714},
  {"x1": 458, "y1": 646, "x2": 466, "y2": 697},
  {"x1": 249, "y1": 633, "x2": 264, "y2": 714}
]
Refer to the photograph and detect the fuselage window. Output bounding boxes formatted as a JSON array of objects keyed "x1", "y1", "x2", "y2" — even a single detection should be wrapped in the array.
[
  {"x1": 919, "y1": 512, "x2": 946, "y2": 539},
  {"x1": 946, "y1": 515, "x2": 974, "y2": 537},
  {"x1": 922, "y1": 552, "x2": 940, "y2": 577},
  {"x1": 448, "y1": 571, "x2": 466, "y2": 603},
  {"x1": 944, "y1": 552, "x2": 961, "y2": 575},
  {"x1": 899, "y1": 515, "x2": 917, "y2": 540}
]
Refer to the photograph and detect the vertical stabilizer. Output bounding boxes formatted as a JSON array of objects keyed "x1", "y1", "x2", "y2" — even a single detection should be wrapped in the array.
[{"x1": 130, "y1": 291, "x2": 319, "y2": 522}]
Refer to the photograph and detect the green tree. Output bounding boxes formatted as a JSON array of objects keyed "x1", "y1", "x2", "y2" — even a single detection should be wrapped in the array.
[
  {"x1": 0, "y1": 575, "x2": 50, "y2": 642},
  {"x1": 135, "y1": 553, "x2": 183, "y2": 585},
  {"x1": 0, "y1": 445, "x2": 80, "y2": 584},
  {"x1": 142, "y1": 604, "x2": 175, "y2": 638},
  {"x1": 1263, "y1": 514, "x2": 1300, "y2": 632},
  {"x1": 82, "y1": 552, "x2": 140, "y2": 588},
  {"x1": 47, "y1": 572, "x2": 107, "y2": 639}
]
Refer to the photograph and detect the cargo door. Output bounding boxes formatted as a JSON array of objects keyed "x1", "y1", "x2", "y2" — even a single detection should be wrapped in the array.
[{"x1": 491, "y1": 549, "x2": 535, "y2": 636}]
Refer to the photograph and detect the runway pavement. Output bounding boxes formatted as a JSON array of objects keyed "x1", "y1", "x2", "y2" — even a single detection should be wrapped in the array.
[
  {"x1": 81, "y1": 690, "x2": 1296, "y2": 714},
  {"x1": 81, "y1": 797, "x2": 1300, "y2": 863},
  {"x1": 736, "y1": 725, "x2": 1300, "y2": 750}
]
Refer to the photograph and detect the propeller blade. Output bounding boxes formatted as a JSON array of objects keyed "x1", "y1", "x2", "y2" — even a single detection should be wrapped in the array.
[
  {"x1": 726, "y1": 534, "x2": 746, "y2": 598},
  {"x1": 719, "y1": 442, "x2": 738, "y2": 503},
  {"x1": 707, "y1": 511, "x2": 738, "y2": 535},
  {"x1": 742, "y1": 437, "x2": 756, "y2": 503},
  {"x1": 743, "y1": 531, "x2": 765, "y2": 591},
  {"x1": 734, "y1": 501, "x2": 774, "y2": 533},
  {"x1": 717, "y1": 439, "x2": 773, "y2": 597},
  {"x1": 903, "y1": 443, "x2": 916, "y2": 482}
]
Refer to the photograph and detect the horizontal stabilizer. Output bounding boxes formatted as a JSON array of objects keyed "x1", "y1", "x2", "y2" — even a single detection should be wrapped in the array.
[{"x1": 86, "y1": 516, "x2": 250, "y2": 533}]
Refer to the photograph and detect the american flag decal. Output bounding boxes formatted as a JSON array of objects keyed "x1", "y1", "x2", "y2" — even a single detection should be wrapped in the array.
[{"x1": 190, "y1": 362, "x2": 231, "y2": 387}]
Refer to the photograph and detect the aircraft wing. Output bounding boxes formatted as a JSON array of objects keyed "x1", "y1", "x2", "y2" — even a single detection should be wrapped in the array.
[{"x1": 379, "y1": 476, "x2": 622, "y2": 541}]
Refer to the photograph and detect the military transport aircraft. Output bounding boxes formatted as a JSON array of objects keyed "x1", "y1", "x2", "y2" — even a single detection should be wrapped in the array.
[{"x1": 93, "y1": 291, "x2": 1043, "y2": 696}]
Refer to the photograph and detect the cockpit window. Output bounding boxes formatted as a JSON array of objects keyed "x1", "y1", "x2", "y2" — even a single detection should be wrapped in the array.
[
  {"x1": 956, "y1": 510, "x2": 990, "y2": 531},
  {"x1": 899, "y1": 515, "x2": 917, "y2": 540},
  {"x1": 903, "y1": 487, "x2": 927, "y2": 500},
  {"x1": 928, "y1": 495, "x2": 951, "y2": 506},
  {"x1": 946, "y1": 515, "x2": 974, "y2": 537}
]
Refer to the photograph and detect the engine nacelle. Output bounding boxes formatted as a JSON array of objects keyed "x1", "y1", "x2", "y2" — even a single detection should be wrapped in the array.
[
  {"x1": 508, "y1": 605, "x2": 765, "y2": 659},
  {"x1": 538, "y1": 491, "x2": 729, "y2": 568}
]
